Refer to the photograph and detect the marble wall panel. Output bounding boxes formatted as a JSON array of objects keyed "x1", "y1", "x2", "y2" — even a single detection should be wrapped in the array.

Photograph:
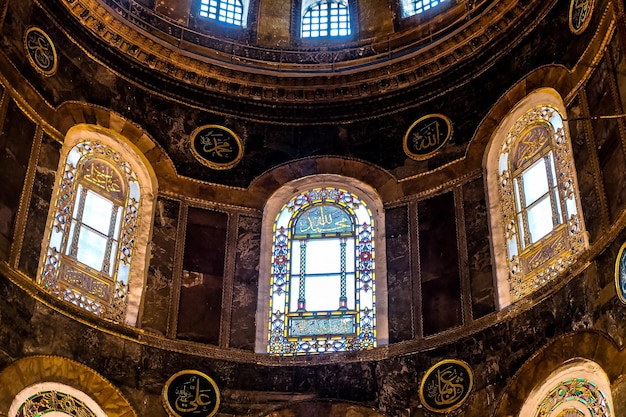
[
  {"x1": 586, "y1": 59, "x2": 626, "y2": 223},
  {"x1": 463, "y1": 177, "x2": 495, "y2": 319},
  {"x1": 419, "y1": 191, "x2": 462, "y2": 336},
  {"x1": 177, "y1": 206, "x2": 227, "y2": 345},
  {"x1": 19, "y1": 134, "x2": 60, "y2": 278},
  {"x1": 569, "y1": 96, "x2": 603, "y2": 243},
  {"x1": 0, "y1": 99, "x2": 36, "y2": 260},
  {"x1": 384, "y1": 205, "x2": 414, "y2": 342},
  {"x1": 230, "y1": 215, "x2": 260, "y2": 350},
  {"x1": 610, "y1": 32, "x2": 626, "y2": 117},
  {"x1": 141, "y1": 197, "x2": 180, "y2": 334}
]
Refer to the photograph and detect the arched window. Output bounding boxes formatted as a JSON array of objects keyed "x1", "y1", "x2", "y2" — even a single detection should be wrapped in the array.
[
  {"x1": 400, "y1": 0, "x2": 446, "y2": 17},
  {"x1": 518, "y1": 359, "x2": 613, "y2": 416},
  {"x1": 485, "y1": 89, "x2": 588, "y2": 308},
  {"x1": 38, "y1": 125, "x2": 156, "y2": 325},
  {"x1": 256, "y1": 176, "x2": 388, "y2": 355},
  {"x1": 301, "y1": 0, "x2": 351, "y2": 38},
  {"x1": 199, "y1": 0, "x2": 248, "y2": 27}
]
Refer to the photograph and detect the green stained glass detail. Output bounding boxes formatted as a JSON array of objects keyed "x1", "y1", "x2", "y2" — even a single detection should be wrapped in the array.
[{"x1": 293, "y1": 204, "x2": 353, "y2": 237}]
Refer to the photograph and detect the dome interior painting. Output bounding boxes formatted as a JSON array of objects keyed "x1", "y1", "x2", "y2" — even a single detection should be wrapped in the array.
[{"x1": 1, "y1": 0, "x2": 626, "y2": 415}]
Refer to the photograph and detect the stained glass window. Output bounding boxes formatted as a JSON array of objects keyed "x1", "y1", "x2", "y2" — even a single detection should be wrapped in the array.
[
  {"x1": 496, "y1": 105, "x2": 586, "y2": 302},
  {"x1": 401, "y1": 0, "x2": 445, "y2": 17},
  {"x1": 301, "y1": 0, "x2": 351, "y2": 38},
  {"x1": 267, "y1": 187, "x2": 376, "y2": 355},
  {"x1": 199, "y1": 0, "x2": 245, "y2": 26},
  {"x1": 39, "y1": 140, "x2": 143, "y2": 323},
  {"x1": 536, "y1": 378, "x2": 611, "y2": 416}
]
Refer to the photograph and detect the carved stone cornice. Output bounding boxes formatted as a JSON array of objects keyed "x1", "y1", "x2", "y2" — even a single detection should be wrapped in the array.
[{"x1": 36, "y1": 0, "x2": 556, "y2": 122}]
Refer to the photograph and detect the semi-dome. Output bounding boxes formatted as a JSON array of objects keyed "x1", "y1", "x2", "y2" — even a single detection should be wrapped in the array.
[{"x1": 1, "y1": 0, "x2": 626, "y2": 415}]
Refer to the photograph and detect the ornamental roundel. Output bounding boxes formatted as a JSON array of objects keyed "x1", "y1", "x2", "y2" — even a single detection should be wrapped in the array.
[
  {"x1": 568, "y1": 0, "x2": 594, "y2": 34},
  {"x1": 615, "y1": 241, "x2": 626, "y2": 304},
  {"x1": 190, "y1": 125, "x2": 243, "y2": 170},
  {"x1": 403, "y1": 114, "x2": 453, "y2": 161},
  {"x1": 162, "y1": 370, "x2": 220, "y2": 417},
  {"x1": 419, "y1": 359, "x2": 473, "y2": 413},
  {"x1": 23, "y1": 27, "x2": 58, "y2": 76}
]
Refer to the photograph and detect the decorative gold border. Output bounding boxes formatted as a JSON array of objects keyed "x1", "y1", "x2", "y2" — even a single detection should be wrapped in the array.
[
  {"x1": 403, "y1": 114, "x2": 453, "y2": 161},
  {"x1": 23, "y1": 27, "x2": 58, "y2": 77},
  {"x1": 615, "y1": 241, "x2": 626, "y2": 304},
  {"x1": 419, "y1": 359, "x2": 473, "y2": 413},
  {"x1": 190, "y1": 125, "x2": 243, "y2": 170},
  {"x1": 162, "y1": 370, "x2": 221, "y2": 417},
  {"x1": 569, "y1": 0, "x2": 594, "y2": 35}
]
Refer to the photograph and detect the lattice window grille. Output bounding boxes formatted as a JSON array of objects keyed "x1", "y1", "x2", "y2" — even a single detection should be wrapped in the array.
[
  {"x1": 302, "y1": 0, "x2": 351, "y2": 38},
  {"x1": 199, "y1": 0, "x2": 244, "y2": 26}
]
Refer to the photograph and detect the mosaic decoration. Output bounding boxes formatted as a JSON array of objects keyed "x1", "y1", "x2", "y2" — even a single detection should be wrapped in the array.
[
  {"x1": 419, "y1": 360, "x2": 473, "y2": 413},
  {"x1": 403, "y1": 114, "x2": 452, "y2": 161},
  {"x1": 615, "y1": 242, "x2": 626, "y2": 304},
  {"x1": 190, "y1": 125, "x2": 243, "y2": 170},
  {"x1": 268, "y1": 187, "x2": 376, "y2": 355},
  {"x1": 569, "y1": 0, "x2": 593, "y2": 34},
  {"x1": 39, "y1": 141, "x2": 141, "y2": 322},
  {"x1": 163, "y1": 370, "x2": 220, "y2": 417},
  {"x1": 23, "y1": 27, "x2": 58, "y2": 76},
  {"x1": 535, "y1": 378, "x2": 610, "y2": 416},
  {"x1": 16, "y1": 390, "x2": 97, "y2": 417},
  {"x1": 498, "y1": 105, "x2": 586, "y2": 302}
]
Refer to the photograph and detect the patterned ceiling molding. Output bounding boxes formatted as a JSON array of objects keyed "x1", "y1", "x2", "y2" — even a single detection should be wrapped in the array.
[{"x1": 52, "y1": 0, "x2": 553, "y2": 104}]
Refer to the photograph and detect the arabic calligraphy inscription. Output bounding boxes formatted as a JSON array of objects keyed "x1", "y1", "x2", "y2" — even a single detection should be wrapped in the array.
[
  {"x1": 403, "y1": 114, "x2": 452, "y2": 161},
  {"x1": 191, "y1": 125, "x2": 243, "y2": 170},
  {"x1": 163, "y1": 371, "x2": 220, "y2": 417},
  {"x1": 419, "y1": 360, "x2": 473, "y2": 413},
  {"x1": 24, "y1": 27, "x2": 58, "y2": 76}
]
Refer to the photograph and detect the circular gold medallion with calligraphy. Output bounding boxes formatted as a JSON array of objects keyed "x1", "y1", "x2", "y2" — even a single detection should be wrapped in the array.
[
  {"x1": 614, "y1": 241, "x2": 626, "y2": 304},
  {"x1": 419, "y1": 359, "x2": 473, "y2": 413},
  {"x1": 162, "y1": 370, "x2": 220, "y2": 417},
  {"x1": 23, "y1": 27, "x2": 58, "y2": 76},
  {"x1": 403, "y1": 114, "x2": 453, "y2": 161},
  {"x1": 569, "y1": 0, "x2": 594, "y2": 34},
  {"x1": 190, "y1": 125, "x2": 243, "y2": 170}
]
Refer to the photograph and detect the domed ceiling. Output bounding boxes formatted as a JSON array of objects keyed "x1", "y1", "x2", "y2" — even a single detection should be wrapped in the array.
[{"x1": 47, "y1": 0, "x2": 555, "y2": 122}]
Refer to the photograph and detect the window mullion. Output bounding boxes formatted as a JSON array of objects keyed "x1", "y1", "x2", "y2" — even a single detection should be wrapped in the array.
[
  {"x1": 339, "y1": 237, "x2": 347, "y2": 310},
  {"x1": 297, "y1": 239, "x2": 306, "y2": 311},
  {"x1": 102, "y1": 204, "x2": 119, "y2": 275},
  {"x1": 69, "y1": 186, "x2": 88, "y2": 257},
  {"x1": 516, "y1": 176, "x2": 532, "y2": 248}
]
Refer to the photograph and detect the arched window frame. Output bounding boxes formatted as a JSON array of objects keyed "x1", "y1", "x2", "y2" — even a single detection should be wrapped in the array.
[
  {"x1": 518, "y1": 359, "x2": 613, "y2": 416},
  {"x1": 300, "y1": 0, "x2": 352, "y2": 38},
  {"x1": 400, "y1": 0, "x2": 446, "y2": 18},
  {"x1": 198, "y1": 0, "x2": 249, "y2": 27},
  {"x1": 255, "y1": 175, "x2": 388, "y2": 355},
  {"x1": 37, "y1": 125, "x2": 157, "y2": 326},
  {"x1": 485, "y1": 89, "x2": 588, "y2": 308}
]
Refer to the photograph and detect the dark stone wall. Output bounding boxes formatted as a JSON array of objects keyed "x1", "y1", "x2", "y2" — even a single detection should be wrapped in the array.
[
  {"x1": 419, "y1": 192, "x2": 463, "y2": 336},
  {"x1": 230, "y1": 215, "x2": 261, "y2": 350},
  {"x1": 385, "y1": 205, "x2": 413, "y2": 343},
  {"x1": 141, "y1": 197, "x2": 180, "y2": 334},
  {"x1": 0, "y1": 99, "x2": 35, "y2": 260},
  {"x1": 463, "y1": 177, "x2": 495, "y2": 319},
  {"x1": 19, "y1": 133, "x2": 60, "y2": 278},
  {"x1": 178, "y1": 207, "x2": 228, "y2": 345}
]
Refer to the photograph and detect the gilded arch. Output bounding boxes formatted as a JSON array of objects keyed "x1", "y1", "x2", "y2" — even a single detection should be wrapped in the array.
[{"x1": 0, "y1": 355, "x2": 137, "y2": 417}]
